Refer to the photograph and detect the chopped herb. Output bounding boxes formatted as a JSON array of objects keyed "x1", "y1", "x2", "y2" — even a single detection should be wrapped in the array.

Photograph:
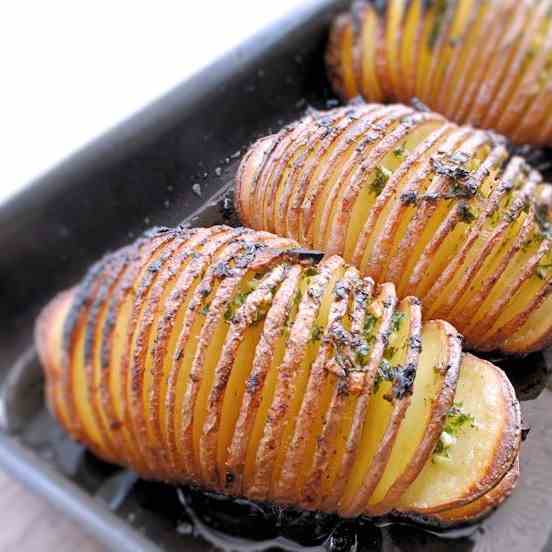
[
  {"x1": 373, "y1": 359, "x2": 396, "y2": 394},
  {"x1": 393, "y1": 363, "x2": 417, "y2": 399},
  {"x1": 393, "y1": 143, "x2": 406, "y2": 158},
  {"x1": 433, "y1": 402, "x2": 475, "y2": 461},
  {"x1": 200, "y1": 302, "x2": 210, "y2": 316},
  {"x1": 224, "y1": 290, "x2": 253, "y2": 322},
  {"x1": 458, "y1": 202, "x2": 478, "y2": 224},
  {"x1": 431, "y1": 150, "x2": 476, "y2": 199},
  {"x1": 371, "y1": 165, "x2": 392, "y2": 196},
  {"x1": 310, "y1": 324, "x2": 323, "y2": 342},
  {"x1": 383, "y1": 346, "x2": 396, "y2": 360},
  {"x1": 401, "y1": 191, "x2": 418, "y2": 205},
  {"x1": 354, "y1": 341, "x2": 371, "y2": 367},
  {"x1": 536, "y1": 263, "x2": 552, "y2": 280},
  {"x1": 363, "y1": 314, "x2": 378, "y2": 335},
  {"x1": 304, "y1": 267, "x2": 319, "y2": 278},
  {"x1": 391, "y1": 311, "x2": 406, "y2": 333}
]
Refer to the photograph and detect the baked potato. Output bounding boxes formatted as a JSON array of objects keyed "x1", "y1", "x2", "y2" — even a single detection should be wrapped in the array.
[
  {"x1": 36, "y1": 225, "x2": 521, "y2": 523},
  {"x1": 235, "y1": 103, "x2": 552, "y2": 354},
  {"x1": 326, "y1": 0, "x2": 552, "y2": 146}
]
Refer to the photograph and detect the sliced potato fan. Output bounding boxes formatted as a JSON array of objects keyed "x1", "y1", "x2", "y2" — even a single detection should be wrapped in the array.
[
  {"x1": 235, "y1": 103, "x2": 552, "y2": 354},
  {"x1": 327, "y1": 0, "x2": 552, "y2": 146},
  {"x1": 36, "y1": 225, "x2": 521, "y2": 524}
]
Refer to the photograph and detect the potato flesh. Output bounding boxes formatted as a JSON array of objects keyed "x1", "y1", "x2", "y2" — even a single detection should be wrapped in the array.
[
  {"x1": 399, "y1": 354, "x2": 515, "y2": 513},
  {"x1": 369, "y1": 321, "x2": 445, "y2": 507},
  {"x1": 36, "y1": 226, "x2": 520, "y2": 523},
  {"x1": 327, "y1": 0, "x2": 552, "y2": 146},
  {"x1": 236, "y1": 103, "x2": 552, "y2": 354}
]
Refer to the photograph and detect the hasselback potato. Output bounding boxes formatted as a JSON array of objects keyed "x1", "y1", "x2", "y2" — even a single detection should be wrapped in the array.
[
  {"x1": 326, "y1": 0, "x2": 552, "y2": 146},
  {"x1": 36, "y1": 225, "x2": 521, "y2": 524},
  {"x1": 235, "y1": 103, "x2": 552, "y2": 354}
]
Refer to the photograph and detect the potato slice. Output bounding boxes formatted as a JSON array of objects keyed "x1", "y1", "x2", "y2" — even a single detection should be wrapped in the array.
[
  {"x1": 398, "y1": 354, "x2": 521, "y2": 513},
  {"x1": 326, "y1": 0, "x2": 552, "y2": 146},
  {"x1": 430, "y1": 457, "x2": 520, "y2": 526},
  {"x1": 367, "y1": 320, "x2": 462, "y2": 515},
  {"x1": 35, "y1": 288, "x2": 74, "y2": 433},
  {"x1": 36, "y1": 225, "x2": 522, "y2": 527}
]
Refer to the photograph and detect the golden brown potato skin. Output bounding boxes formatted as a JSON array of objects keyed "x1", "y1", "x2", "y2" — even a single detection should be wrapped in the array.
[
  {"x1": 326, "y1": 0, "x2": 552, "y2": 146},
  {"x1": 36, "y1": 225, "x2": 520, "y2": 524},
  {"x1": 235, "y1": 103, "x2": 552, "y2": 354}
]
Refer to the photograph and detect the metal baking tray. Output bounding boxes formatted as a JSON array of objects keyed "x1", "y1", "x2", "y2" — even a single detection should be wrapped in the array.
[{"x1": 1, "y1": 1, "x2": 551, "y2": 550}]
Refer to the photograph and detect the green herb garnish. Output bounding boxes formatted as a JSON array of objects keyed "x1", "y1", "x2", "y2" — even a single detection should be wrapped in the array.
[
  {"x1": 458, "y1": 202, "x2": 478, "y2": 224},
  {"x1": 391, "y1": 311, "x2": 406, "y2": 333},
  {"x1": 433, "y1": 402, "x2": 475, "y2": 461},
  {"x1": 310, "y1": 323, "x2": 323, "y2": 342},
  {"x1": 224, "y1": 290, "x2": 252, "y2": 322},
  {"x1": 393, "y1": 143, "x2": 406, "y2": 158},
  {"x1": 371, "y1": 165, "x2": 392, "y2": 196}
]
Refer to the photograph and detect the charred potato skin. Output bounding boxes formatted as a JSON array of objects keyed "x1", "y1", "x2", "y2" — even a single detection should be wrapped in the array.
[
  {"x1": 36, "y1": 225, "x2": 521, "y2": 525},
  {"x1": 236, "y1": 103, "x2": 552, "y2": 354},
  {"x1": 327, "y1": 0, "x2": 552, "y2": 146}
]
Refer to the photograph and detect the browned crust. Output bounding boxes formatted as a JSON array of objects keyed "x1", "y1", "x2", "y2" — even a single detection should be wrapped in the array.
[
  {"x1": 406, "y1": 353, "x2": 522, "y2": 515},
  {"x1": 148, "y1": 227, "x2": 231, "y2": 477},
  {"x1": 382, "y1": 124, "x2": 455, "y2": 283},
  {"x1": 447, "y1": 2, "x2": 504, "y2": 123},
  {"x1": 258, "y1": 120, "x2": 315, "y2": 234},
  {"x1": 300, "y1": 104, "x2": 393, "y2": 245},
  {"x1": 95, "y1": 236, "x2": 159, "y2": 472},
  {"x1": 502, "y1": 294, "x2": 552, "y2": 353},
  {"x1": 460, "y1": 0, "x2": 526, "y2": 129},
  {"x1": 446, "y1": 156, "x2": 530, "y2": 326},
  {"x1": 429, "y1": 456, "x2": 520, "y2": 526},
  {"x1": 127, "y1": 231, "x2": 199, "y2": 475},
  {"x1": 275, "y1": 108, "x2": 351, "y2": 238},
  {"x1": 381, "y1": 126, "x2": 472, "y2": 291},
  {"x1": 328, "y1": 109, "x2": 442, "y2": 260},
  {"x1": 486, "y1": 8, "x2": 550, "y2": 135},
  {"x1": 84, "y1": 245, "x2": 134, "y2": 461},
  {"x1": 301, "y1": 273, "x2": 374, "y2": 511},
  {"x1": 317, "y1": 105, "x2": 414, "y2": 253},
  {"x1": 418, "y1": 139, "x2": 508, "y2": 312},
  {"x1": 61, "y1": 256, "x2": 108, "y2": 442},
  {"x1": 224, "y1": 265, "x2": 303, "y2": 495},
  {"x1": 342, "y1": 295, "x2": 423, "y2": 517},
  {"x1": 247, "y1": 255, "x2": 345, "y2": 500},
  {"x1": 198, "y1": 262, "x2": 290, "y2": 489},
  {"x1": 484, "y1": 266, "x2": 552, "y2": 353},
  {"x1": 370, "y1": 320, "x2": 462, "y2": 514},
  {"x1": 274, "y1": 266, "x2": 361, "y2": 504},
  {"x1": 173, "y1": 234, "x2": 266, "y2": 479},
  {"x1": 287, "y1": 108, "x2": 367, "y2": 241},
  {"x1": 364, "y1": 119, "x2": 469, "y2": 283},
  {"x1": 459, "y1": 192, "x2": 540, "y2": 340},
  {"x1": 400, "y1": 129, "x2": 489, "y2": 296},
  {"x1": 325, "y1": 282, "x2": 397, "y2": 510},
  {"x1": 121, "y1": 233, "x2": 185, "y2": 472},
  {"x1": 178, "y1": 234, "x2": 295, "y2": 480}
]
